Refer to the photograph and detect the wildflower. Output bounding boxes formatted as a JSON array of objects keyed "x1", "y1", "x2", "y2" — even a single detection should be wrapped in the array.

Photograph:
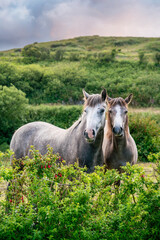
[
  {"x1": 9, "y1": 199, "x2": 12, "y2": 203},
  {"x1": 41, "y1": 165, "x2": 43, "y2": 168},
  {"x1": 48, "y1": 165, "x2": 51, "y2": 168},
  {"x1": 55, "y1": 174, "x2": 58, "y2": 179},
  {"x1": 141, "y1": 175, "x2": 144, "y2": 178},
  {"x1": 44, "y1": 166, "x2": 46, "y2": 168},
  {"x1": 21, "y1": 196, "x2": 24, "y2": 202},
  {"x1": 58, "y1": 173, "x2": 62, "y2": 177}
]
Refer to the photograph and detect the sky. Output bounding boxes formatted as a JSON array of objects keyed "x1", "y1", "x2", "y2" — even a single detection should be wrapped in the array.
[{"x1": 0, "y1": 0, "x2": 160, "y2": 50}]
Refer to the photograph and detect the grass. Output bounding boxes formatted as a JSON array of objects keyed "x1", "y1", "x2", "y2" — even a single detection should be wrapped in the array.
[
  {"x1": 0, "y1": 36, "x2": 160, "y2": 63},
  {"x1": 129, "y1": 107, "x2": 160, "y2": 114}
]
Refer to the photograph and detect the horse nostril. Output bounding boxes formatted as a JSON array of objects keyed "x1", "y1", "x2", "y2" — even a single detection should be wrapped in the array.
[
  {"x1": 112, "y1": 127, "x2": 117, "y2": 134},
  {"x1": 92, "y1": 129, "x2": 95, "y2": 136},
  {"x1": 84, "y1": 130, "x2": 88, "y2": 138}
]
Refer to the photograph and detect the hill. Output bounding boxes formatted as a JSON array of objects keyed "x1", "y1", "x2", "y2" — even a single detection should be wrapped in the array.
[{"x1": 0, "y1": 36, "x2": 160, "y2": 106}]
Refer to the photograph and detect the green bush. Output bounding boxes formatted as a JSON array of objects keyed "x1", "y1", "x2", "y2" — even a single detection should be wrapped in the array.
[
  {"x1": 22, "y1": 44, "x2": 50, "y2": 61},
  {"x1": 54, "y1": 48, "x2": 65, "y2": 61},
  {"x1": 138, "y1": 51, "x2": 147, "y2": 64},
  {"x1": 0, "y1": 147, "x2": 159, "y2": 239},
  {"x1": 27, "y1": 105, "x2": 82, "y2": 129},
  {"x1": 129, "y1": 113, "x2": 160, "y2": 162},
  {"x1": 154, "y1": 52, "x2": 160, "y2": 65},
  {"x1": 0, "y1": 85, "x2": 28, "y2": 148},
  {"x1": 43, "y1": 63, "x2": 88, "y2": 103},
  {"x1": 0, "y1": 60, "x2": 160, "y2": 106}
]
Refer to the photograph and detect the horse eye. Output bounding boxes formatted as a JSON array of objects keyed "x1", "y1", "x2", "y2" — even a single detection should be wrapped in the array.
[
  {"x1": 124, "y1": 110, "x2": 128, "y2": 114},
  {"x1": 109, "y1": 109, "x2": 112, "y2": 113}
]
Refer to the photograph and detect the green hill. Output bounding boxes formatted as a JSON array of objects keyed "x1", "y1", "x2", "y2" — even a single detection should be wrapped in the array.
[{"x1": 0, "y1": 36, "x2": 160, "y2": 106}]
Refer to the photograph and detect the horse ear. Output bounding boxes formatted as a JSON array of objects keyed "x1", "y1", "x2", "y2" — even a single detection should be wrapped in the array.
[
  {"x1": 83, "y1": 89, "x2": 90, "y2": 100},
  {"x1": 106, "y1": 95, "x2": 112, "y2": 104},
  {"x1": 125, "y1": 94, "x2": 133, "y2": 104},
  {"x1": 101, "y1": 89, "x2": 107, "y2": 101}
]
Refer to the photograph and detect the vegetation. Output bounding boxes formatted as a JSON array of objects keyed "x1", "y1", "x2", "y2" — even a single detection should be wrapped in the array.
[
  {"x1": 0, "y1": 36, "x2": 160, "y2": 106},
  {"x1": 0, "y1": 85, "x2": 28, "y2": 151},
  {"x1": 0, "y1": 147, "x2": 159, "y2": 240}
]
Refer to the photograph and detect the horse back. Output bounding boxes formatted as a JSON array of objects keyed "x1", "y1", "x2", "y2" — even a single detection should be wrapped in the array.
[{"x1": 10, "y1": 121, "x2": 61, "y2": 161}]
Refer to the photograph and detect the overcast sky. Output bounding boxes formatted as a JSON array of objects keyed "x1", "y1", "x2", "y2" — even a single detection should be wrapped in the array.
[{"x1": 0, "y1": 0, "x2": 160, "y2": 50}]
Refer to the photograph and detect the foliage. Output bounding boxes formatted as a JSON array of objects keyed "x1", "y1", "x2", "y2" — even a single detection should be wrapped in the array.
[
  {"x1": 22, "y1": 44, "x2": 50, "y2": 62},
  {"x1": 0, "y1": 59, "x2": 160, "y2": 106},
  {"x1": 54, "y1": 48, "x2": 65, "y2": 61},
  {"x1": 0, "y1": 147, "x2": 159, "y2": 239},
  {"x1": 43, "y1": 63, "x2": 88, "y2": 103},
  {"x1": 129, "y1": 113, "x2": 160, "y2": 162},
  {"x1": 97, "y1": 49, "x2": 116, "y2": 64},
  {"x1": 0, "y1": 85, "x2": 28, "y2": 149},
  {"x1": 138, "y1": 51, "x2": 146, "y2": 64},
  {"x1": 154, "y1": 52, "x2": 160, "y2": 65},
  {"x1": 27, "y1": 105, "x2": 82, "y2": 129}
]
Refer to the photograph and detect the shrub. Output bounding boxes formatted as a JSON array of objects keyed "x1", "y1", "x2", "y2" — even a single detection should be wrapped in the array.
[
  {"x1": 97, "y1": 50, "x2": 115, "y2": 64},
  {"x1": 27, "y1": 105, "x2": 82, "y2": 129},
  {"x1": 0, "y1": 85, "x2": 28, "y2": 146},
  {"x1": 129, "y1": 113, "x2": 160, "y2": 162},
  {"x1": 22, "y1": 44, "x2": 50, "y2": 61},
  {"x1": 54, "y1": 48, "x2": 65, "y2": 61},
  {"x1": 0, "y1": 147, "x2": 159, "y2": 239},
  {"x1": 43, "y1": 63, "x2": 88, "y2": 103},
  {"x1": 154, "y1": 52, "x2": 160, "y2": 65},
  {"x1": 138, "y1": 51, "x2": 146, "y2": 64},
  {"x1": 69, "y1": 53, "x2": 79, "y2": 61}
]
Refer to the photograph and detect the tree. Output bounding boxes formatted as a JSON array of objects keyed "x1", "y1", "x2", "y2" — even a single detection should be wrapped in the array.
[{"x1": 22, "y1": 44, "x2": 50, "y2": 61}]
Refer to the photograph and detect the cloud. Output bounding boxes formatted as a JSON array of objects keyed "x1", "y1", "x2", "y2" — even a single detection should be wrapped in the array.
[{"x1": 0, "y1": 0, "x2": 160, "y2": 50}]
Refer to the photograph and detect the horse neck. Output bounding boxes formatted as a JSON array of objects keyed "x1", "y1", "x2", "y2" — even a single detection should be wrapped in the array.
[{"x1": 68, "y1": 114, "x2": 104, "y2": 146}]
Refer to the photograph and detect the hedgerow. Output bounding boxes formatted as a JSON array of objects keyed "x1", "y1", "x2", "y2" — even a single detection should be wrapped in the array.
[{"x1": 0, "y1": 147, "x2": 159, "y2": 239}]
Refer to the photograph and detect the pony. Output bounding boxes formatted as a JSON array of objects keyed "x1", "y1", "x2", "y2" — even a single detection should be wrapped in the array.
[
  {"x1": 103, "y1": 94, "x2": 138, "y2": 173},
  {"x1": 10, "y1": 89, "x2": 107, "y2": 173}
]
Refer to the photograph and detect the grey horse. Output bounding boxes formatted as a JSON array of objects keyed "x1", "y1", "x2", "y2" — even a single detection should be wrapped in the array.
[
  {"x1": 10, "y1": 89, "x2": 107, "y2": 173},
  {"x1": 103, "y1": 94, "x2": 138, "y2": 173}
]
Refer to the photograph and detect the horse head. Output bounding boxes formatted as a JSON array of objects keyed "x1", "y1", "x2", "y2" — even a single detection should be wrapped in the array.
[
  {"x1": 83, "y1": 89, "x2": 107, "y2": 143},
  {"x1": 106, "y1": 94, "x2": 133, "y2": 137}
]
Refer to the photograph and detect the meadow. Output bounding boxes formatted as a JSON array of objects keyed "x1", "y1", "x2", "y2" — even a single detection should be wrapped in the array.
[{"x1": 0, "y1": 36, "x2": 160, "y2": 239}]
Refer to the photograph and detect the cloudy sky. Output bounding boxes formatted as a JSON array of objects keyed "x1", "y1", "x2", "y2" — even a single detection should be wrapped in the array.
[{"x1": 0, "y1": 0, "x2": 160, "y2": 50}]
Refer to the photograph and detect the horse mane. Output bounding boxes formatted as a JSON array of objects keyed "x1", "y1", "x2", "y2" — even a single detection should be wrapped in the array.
[
  {"x1": 84, "y1": 94, "x2": 102, "y2": 108},
  {"x1": 68, "y1": 117, "x2": 82, "y2": 132}
]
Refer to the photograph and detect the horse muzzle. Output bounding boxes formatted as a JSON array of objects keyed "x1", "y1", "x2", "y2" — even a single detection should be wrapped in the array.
[
  {"x1": 84, "y1": 129, "x2": 95, "y2": 142},
  {"x1": 112, "y1": 126, "x2": 124, "y2": 137}
]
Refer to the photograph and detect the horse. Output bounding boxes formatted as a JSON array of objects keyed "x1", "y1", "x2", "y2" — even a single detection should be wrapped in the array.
[
  {"x1": 102, "y1": 94, "x2": 138, "y2": 174},
  {"x1": 10, "y1": 89, "x2": 107, "y2": 173}
]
